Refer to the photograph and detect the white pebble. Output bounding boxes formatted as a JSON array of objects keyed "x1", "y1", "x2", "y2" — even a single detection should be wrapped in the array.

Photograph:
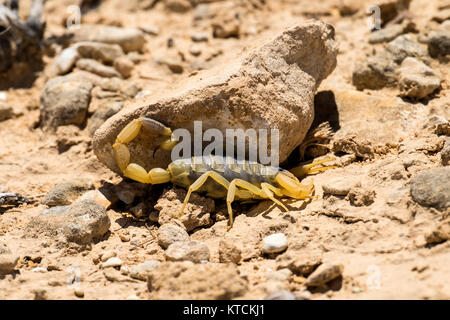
[
  {"x1": 32, "y1": 267, "x2": 48, "y2": 273},
  {"x1": 0, "y1": 92, "x2": 6, "y2": 101},
  {"x1": 262, "y1": 233, "x2": 288, "y2": 254},
  {"x1": 101, "y1": 257, "x2": 122, "y2": 268}
]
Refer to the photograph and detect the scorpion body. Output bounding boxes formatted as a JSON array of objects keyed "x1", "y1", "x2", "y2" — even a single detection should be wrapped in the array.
[{"x1": 112, "y1": 117, "x2": 334, "y2": 229}]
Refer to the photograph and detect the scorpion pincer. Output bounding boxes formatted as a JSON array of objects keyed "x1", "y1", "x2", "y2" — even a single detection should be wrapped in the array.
[{"x1": 112, "y1": 117, "x2": 335, "y2": 229}]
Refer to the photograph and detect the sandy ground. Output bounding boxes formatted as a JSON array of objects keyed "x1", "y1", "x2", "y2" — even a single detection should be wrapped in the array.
[{"x1": 0, "y1": 0, "x2": 449, "y2": 299}]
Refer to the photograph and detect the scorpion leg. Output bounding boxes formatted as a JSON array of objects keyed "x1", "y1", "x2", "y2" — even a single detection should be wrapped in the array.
[
  {"x1": 177, "y1": 171, "x2": 230, "y2": 217},
  {"x1": 227, "y1": 179, "x2": 288, "y2": 230},
  {"x1": 289, "y1": 157, "x2": 337, "y2": 178}
]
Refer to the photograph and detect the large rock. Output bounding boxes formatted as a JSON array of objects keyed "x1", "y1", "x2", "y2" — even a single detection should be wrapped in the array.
[
  {"x1": 40, "y1": 73, "x2": 94, "y2": 129},
  {"x1": 24, "y1": 199, "x2": 111, "y2": 244},
  {"x1": 93, "y1": 21, "x2": 337, "y2": 173}
]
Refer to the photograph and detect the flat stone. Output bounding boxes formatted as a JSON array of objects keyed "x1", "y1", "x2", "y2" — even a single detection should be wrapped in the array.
[
  {"x1": 130, "y1": 260, "x2": 161, "y2": 281},
  {"x1": 101, "y1": 257, "x2": 122, "y2": 268},
  {"x1": 42, "y1": 178, "x2": 94, "y2": 206},
  {"x1": 73, "y1": 25, "x2": 145, "y2": 52},
  {"x1": 165, "y1": 241, "x2": 210, "y2": 263},
  {"x1": 76, "y1": 59, "x2": 121, "y2": 78},
  {"x1": 76, "y1": 42, "x2": 124, "y2": 64},
  {"x1": 322, "y1": 177, "x2": 360, "y2": 196},
  {"x1": 304, "y1": 263, "x2": 343, "y2": 287}
]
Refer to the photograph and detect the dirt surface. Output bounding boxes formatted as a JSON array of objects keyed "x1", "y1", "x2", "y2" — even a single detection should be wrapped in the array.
[{"x1": 0, "y1": 0, "x2": 449, "y2": 300}]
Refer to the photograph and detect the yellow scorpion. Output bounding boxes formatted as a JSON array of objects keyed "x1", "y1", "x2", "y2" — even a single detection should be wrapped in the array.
[{"x1": 113, "y1": 117, "x2": 335, "y2": 229}]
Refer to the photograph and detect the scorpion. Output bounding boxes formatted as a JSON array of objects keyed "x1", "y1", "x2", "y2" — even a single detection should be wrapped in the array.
[{"x1": 112, "y1": 117, "x2": 335, "y2": 229}]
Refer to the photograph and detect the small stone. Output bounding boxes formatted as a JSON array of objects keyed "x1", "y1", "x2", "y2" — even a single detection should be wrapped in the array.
[
  {"x1": 0, "y1": 243, "x2": 11, "y2": 255},
  {"x1": 74, "y1": 288, "x2": 84, "y2": 298},
  {"x1": 73, "y1": 25, "x2": 145, "y2": 52},
  {"x1": 119, "y1": 234, "x2": 130, "y2": 242},
  {"x1": 265, "y1": 290, "x2": 296, "y2": 300},
  {"x1": 165, "y1": 0, "x2": 191, "y2": 12},
  {"x1": 39, "y1": 73, "x2": 94, "y2": 129},
  {"x1": 218, "y1": 238, "x2": 242, "y2": 264},
  {"x1": 262, "y1": 233, "x2": 288, "y2": 254},
  {"x1": 42, "y1": 178, "x2": 94, "y2": 206},
  {"x1": 193, "y1": 4, "x2": 209, "y2": 20},
  {"x1": 322, "y1": 177, "x2": 360, "y2": 196},
  {"x1": 410, "y1": 167, "x2": 450, "y2": 210},
  {"x1": 158, "y1": 57, "x2": 183, "y2": 74},
  {"x1": 425, "y1": 218, "x2": 450, "y2": 244},
  {"x1": 165, "y1": 241, "x2": 210, "y2": 263},
  {"x1": 130, "y1": 202, "x2": 149, "y2": 219},
  {"x1": 114, "y1": 181, "x2": 148, "y2": 205},
  {"x1": 130, "y1": 260, "x2": 161, "y2": 281},
  {"x1": 347, "y1": 186, "x2": 376, "y2": 207},
  {"x1": 139, "y1": 25, "x2": 159, "y2": 36},
  {"x1": 265, "y1": 268, "x2": 292, "y2": 282},
  {"x1": 101, "y1": 257, "x2": 122, "y2": 269},
  {"x1": 304, "y1": 263, "x2": 344, "y2": 287},
  {"x1": 25, "y1": 199, "x2": 111, "y2": 245},
  {"x1": 76, "y1": 59, "x2": 121, "y2": 78},
  {"x1": 385, "y1": 34, "x2": 428, "y2": 64},
  {"x1": 120, "y1": 265, "x2": 129, "y2": 275},
  {"x1": 276, "y1": 251, "x2": 322, "y2": 276},
  {"x1": 76, "y1": 42, "x2": 124, "y2": 64},
  {"x1": 77, "y1": 190, "x2": 112, "y2": 209},
  {"x1": 157, "y1": 224, "x2": 190, "y2": 249},
  {"x1": 189, "y1": 45, "x2": 202, "y2": 56},
  {"x1": 398, "y1": 57, "x2": 441, "y2": 99},
  {"x1": 52, "y1": 47, "x2": 79, "y2": 75},
  {"x1": 0, "y1": 254, "x2": 19, "y2": 274},
  {"x1": 98, "y1": 78, "x2": 140, "y2": 98},
  {"x1": 31, "y1": 267, "x2": 48, "y2": 273},
  {"x1": 149, "y1": 211, "x2": 159, "y2": 223},
  {"x1": 428, "y1": 30, "x2": 450, "y2": 57},
  {"x1": 126, "y1": 294, "x2": 140, "y2": 300},
  {"x1": 0, "y1": 102, "x2": 13, "y2": 122},
  {"x1": 100, "y1": 250, "x2": 117, "y2": 262},
  {"x1": 55, "y1": 125, "x2": 85, "y2": 152},
  {"x1": 368, "y1": 22, "x2": 414, "y2": 44},
  {"x1": 332, "y1": 136, "x2": 374, "y2": 159},
  {"x1": 114, "y1": 56, "x2": 134, "y2": 78},
  {"x1": 191, "y1": 32, "x2": 208, "y2": 42}
]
